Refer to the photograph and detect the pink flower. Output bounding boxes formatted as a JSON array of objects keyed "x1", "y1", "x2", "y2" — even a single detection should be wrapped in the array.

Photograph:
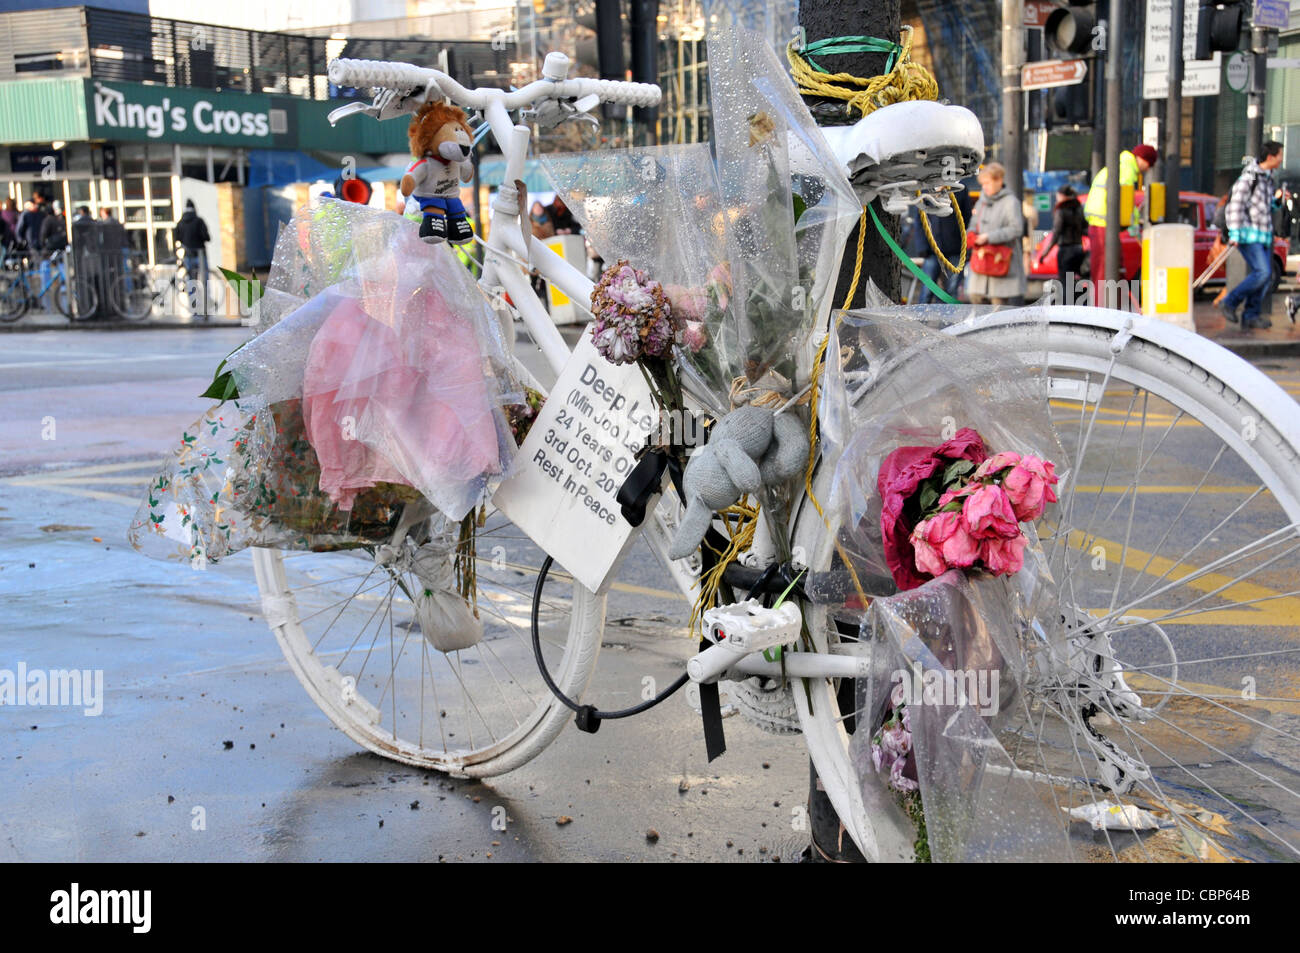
[
  {"x1": 962, "y1": 484, "x2": 1020, "y2": 540},
  {"x1": 665, "y1": 285, "x2": 708, "y2": 322},
  {"x1": 973, "y1": 450, "x2": 1022, "y2": 480},
  {"x1": 890, "y1": 681, "x2": 906, "y2": 709},
  {"x1": 880, "y1": 723, "x2": 911, "y2": 759},
  {"x1": 980, "y1": 533, "x2": 1028, "y2": 576},
  {"x1": 924, "y1": 510, "x2": 979, "y2": 569},
  {"x1": 680, "y1": 320, "x2": 708, "y2": 353},
  {"x1": 889, "y1": 755, "x2": 919, "y2": 793},
  {"x1": 706, "y1": 262, "x2": 732, "y2": 310},
  {"x1": 910, "y1": 520, "x2": 948, "y2": 577},
  {"x1": 1002, "y1": 455, "x2": 1059, "y2": 522},
  {"x1": 877, "y1": 428, "x2": 988, "y2": 591},
  {"x1": 937, "y1": 481, "x2": 978, "y2": 510}
]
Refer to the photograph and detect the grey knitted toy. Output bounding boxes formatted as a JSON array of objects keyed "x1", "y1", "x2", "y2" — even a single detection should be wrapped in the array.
[{"x1": 667, "y1": 405, "x2": 810, "y2": 559}]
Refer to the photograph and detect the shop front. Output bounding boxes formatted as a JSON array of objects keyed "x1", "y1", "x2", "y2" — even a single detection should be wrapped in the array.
[{"x1": 1, "y1": 76, "x2": 406, "y2": 267}]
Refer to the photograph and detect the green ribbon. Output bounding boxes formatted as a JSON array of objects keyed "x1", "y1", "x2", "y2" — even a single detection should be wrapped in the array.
[
  {"x1": 867, "y1": 204, "x2": 959, "y2": 305},
  {"x1": 802, "y1": 35, "x2": 900, "y2": 74}
]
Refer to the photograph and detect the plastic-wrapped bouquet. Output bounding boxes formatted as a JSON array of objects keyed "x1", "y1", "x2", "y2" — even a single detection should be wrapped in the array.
[
  {"x1": 589, "y1": 259, "x2": 708, "y2": 418},
  {"x1": 543, "y1": 16, "x2": 858, "y2": 416},
  {"x1": 130, "y1": 200, "x2": 520, "y2": 566},
  {"x1": 877, "y1": 428, "x2": 1058, "y2": 591}
]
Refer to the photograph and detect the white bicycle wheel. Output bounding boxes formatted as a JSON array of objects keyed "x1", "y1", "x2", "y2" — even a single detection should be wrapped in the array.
[
  {"x1": 252, "y1": 503, "x2": 605, "y2": 777},
  {"x1": 793, "y1": 308, "x2": 1300, "y2": 862}
]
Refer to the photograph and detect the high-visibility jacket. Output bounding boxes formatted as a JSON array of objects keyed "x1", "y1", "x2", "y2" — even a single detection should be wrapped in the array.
[{"x1": 1083, "y1": 150, "x2": 1142, "y2": 227}]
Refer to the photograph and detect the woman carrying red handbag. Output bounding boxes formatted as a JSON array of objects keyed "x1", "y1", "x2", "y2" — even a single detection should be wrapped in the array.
[{"x1": 964, "y1": 162, "x2": 1027, "y2": 306}]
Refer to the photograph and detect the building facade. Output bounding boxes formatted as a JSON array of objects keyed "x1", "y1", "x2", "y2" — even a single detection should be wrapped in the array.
[{"x1": 1, "y1": 5, "x2": 513, "y2": 267}]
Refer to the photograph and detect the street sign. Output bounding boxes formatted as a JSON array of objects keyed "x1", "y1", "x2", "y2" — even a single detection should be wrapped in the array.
[
  {"x1": 1143, "y1": 0, "x2": 1222, "y2": 99},
  {"x1": 1143, "y1": 115, "x2": 1160, "y2": 149},
  {"x1": 1034, "y1": 193, "x2": 1053, "y2": 213},
  {"x1": 1254, "y1": 0, "x2": 1291, "y2": 31},
  {"x1": 1227, "y1": 51, "x2": 1251, "y2": 91},
  {"x1": 1022, "y1": 58, "x2": 1088, "y2": 90},
  {"x1": 1023, "y1": 0, "x2": 1061, "y2": 28}
]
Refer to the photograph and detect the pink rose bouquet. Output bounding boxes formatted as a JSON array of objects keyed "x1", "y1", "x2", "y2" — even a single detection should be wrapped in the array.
[{"x1": 879, "y1": 429, "x2": 1058, "y2": 590}]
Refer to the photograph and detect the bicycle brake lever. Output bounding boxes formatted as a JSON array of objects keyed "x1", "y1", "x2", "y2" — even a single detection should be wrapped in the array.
[{"x1": 327, "y1": 100, "x2": 378, "y2": 126}]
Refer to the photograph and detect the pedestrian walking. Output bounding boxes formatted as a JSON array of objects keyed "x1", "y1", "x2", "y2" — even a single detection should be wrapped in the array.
[
  {"x1": 1, "y1": 198, "x2": 18, "y2": 236},
  {"x1": 965, "y1": 162, "x2": 1026, "y2": 306},
  {"x1": 1219, "y1": 141, "x2": 1285, "y2": 331},
  {"x1": 15, "y1": 199, "x2": 46, "y2": 253},
  {"x1": 40, "y1": 200, "x2": 68, "y2": 253},
  {"x1": 174, "y1": 199, "x2": 212, "y2": 317},
  {"x1": 1037, "y1": 186, "x2": 1087, "y2": 304},
  {"x1": 1083, "y1": 143, "x2": 1156, "y2": 299}
]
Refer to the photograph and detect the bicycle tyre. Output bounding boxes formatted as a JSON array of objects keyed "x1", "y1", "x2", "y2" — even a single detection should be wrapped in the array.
[
  {"x1": 0, "y1": 275, "x2": 29, "y2": 321},
  {"x1": 110, "y1": 267, "x2": 160, "y2": 321},
  {"x1": 55, "y1": 276, "x2": 98, "y2": 320},
  {"x1": 251, "y1": 503, "x2": 606, "y2": 778},
  {"x1": 791, "y1": 308, "x2": 1300, "y2": 862}
]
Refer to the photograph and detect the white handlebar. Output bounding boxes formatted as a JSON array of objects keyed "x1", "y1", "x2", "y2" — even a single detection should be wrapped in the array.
[{"x1": 327, "y1": 57, "x2": 661, "y2": 112}]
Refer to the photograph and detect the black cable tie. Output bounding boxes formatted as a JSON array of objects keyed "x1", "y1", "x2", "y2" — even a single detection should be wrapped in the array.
[{"x1": 575, "y1": 705, "x2": 602, "y2": 734}]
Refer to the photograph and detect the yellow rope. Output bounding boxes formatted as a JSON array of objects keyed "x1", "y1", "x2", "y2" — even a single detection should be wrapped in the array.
[
  {"x1": 787, "y1": 26, "x2": 938, "y2": 119},
  {"x1": 689, "y1": 498, "x2": 759, "y2": 635},
  {"x1": 799, "y1": 202, "x2": 868, "y2": 524},
  {"x1": 841, "y1": 206, "x2": 868, "y2": 309},
  {"x1": 919, "y1": 192, "x2": 969, "y2": 273}
]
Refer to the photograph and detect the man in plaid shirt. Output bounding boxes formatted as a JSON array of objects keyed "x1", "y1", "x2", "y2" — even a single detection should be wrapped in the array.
[{"x1": 1220, "y1": 141, "x2": 1285, "y2": 330}]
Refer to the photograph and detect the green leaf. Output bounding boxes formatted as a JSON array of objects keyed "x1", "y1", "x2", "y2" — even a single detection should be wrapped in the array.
[
  {"x1": 792, "y1": 193, "x2": 808, "y2": 225},
  {"x1": 219, "y1": 266, "x2": 263, "y2": 313},
  {"x1": 943, "y1": 459, "x2": 975, "y2": 484},
  {"x1": 200, "y1": 369, "x2": 239, "y2": 401},
  {"x1": 918, "y1": 482, "x2": 939, "y2": 513}
]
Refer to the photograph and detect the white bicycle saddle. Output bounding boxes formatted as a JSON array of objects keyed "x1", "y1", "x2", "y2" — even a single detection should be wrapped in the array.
[{"x1": 821, "y1": 100, "x2": 985, "y2": 214}]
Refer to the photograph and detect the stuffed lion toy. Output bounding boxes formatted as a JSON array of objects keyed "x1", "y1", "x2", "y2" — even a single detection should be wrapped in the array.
[{"x1": 402, "y1": 101, "x2": 475, "y2": 245}]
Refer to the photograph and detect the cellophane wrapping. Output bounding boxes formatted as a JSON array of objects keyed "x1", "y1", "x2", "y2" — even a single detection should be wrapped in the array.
[
  {"x1": 543, "y1": 16, "x2": 858, "y2": 411},
  {"x1": 854, "y1": 569, "x2": 1075, "y2": 862},
  {"x1": 129, "y1": 201, "x2": 520, "y2": 565},
  {"x1": 814, "y1": 297, "x2": 1067, "y2": 594},
  {"x1": 804, "y1": 299, "x2": 1076, "y2": 860}
]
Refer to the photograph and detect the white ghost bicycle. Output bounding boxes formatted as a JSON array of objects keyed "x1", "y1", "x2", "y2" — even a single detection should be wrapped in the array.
[{"x1": 251, "y1": 52, "x2": 1300, "y2": 862}]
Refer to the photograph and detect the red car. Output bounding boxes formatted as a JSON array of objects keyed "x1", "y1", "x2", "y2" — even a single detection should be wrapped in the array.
[{"x1": 1029, "y1": 191, "x2": 1288, "y2": 292}]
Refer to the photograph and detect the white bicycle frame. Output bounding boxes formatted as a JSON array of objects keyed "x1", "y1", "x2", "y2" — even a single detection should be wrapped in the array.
[
  {"x1": 325, "y1": 52, "x2": 1300, "y2": 864},
  {"x1": 326, "y1": 53, "x2": 948, "y2": 690}
]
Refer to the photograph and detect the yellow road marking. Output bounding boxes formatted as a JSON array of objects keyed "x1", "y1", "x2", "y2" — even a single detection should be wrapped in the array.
[
  {"x1": 1126, "y1": 673, "x2": 1300, "y2": 717},
  {"x1": 1066, "y1": 528, "x2": 1300, "y2": 628},
  {"x1": 1071, "y1": 485, "x2": 1265, "y2": 495}
]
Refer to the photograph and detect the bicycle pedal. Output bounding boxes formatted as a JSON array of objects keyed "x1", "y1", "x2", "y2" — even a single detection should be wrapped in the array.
[{"x1": 702, "y1": 599, "x2": 801, "y2": 654}]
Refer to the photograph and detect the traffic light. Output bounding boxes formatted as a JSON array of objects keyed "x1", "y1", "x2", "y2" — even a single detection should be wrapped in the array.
[
  {"x1": 333, "y1": 174, "x2": 373, "y2": 205},
  {"x1": 1045, "y1": 1, "x2": 1096, "y2": 56},
  {"x1": 1047, "y1": 82, "x2": 1092, "y2": 128},
  {"x1": 1194, "y1": 1, "x2": 1244, "y2": 59}
]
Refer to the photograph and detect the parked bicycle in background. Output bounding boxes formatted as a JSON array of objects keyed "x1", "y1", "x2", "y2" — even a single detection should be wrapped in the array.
[
  {"x1": 0, "y1": 247, "x2": 97, "y2": 321},
  {"x1": 110, "y1": 242, "x2": 223, "y2": 322}
]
